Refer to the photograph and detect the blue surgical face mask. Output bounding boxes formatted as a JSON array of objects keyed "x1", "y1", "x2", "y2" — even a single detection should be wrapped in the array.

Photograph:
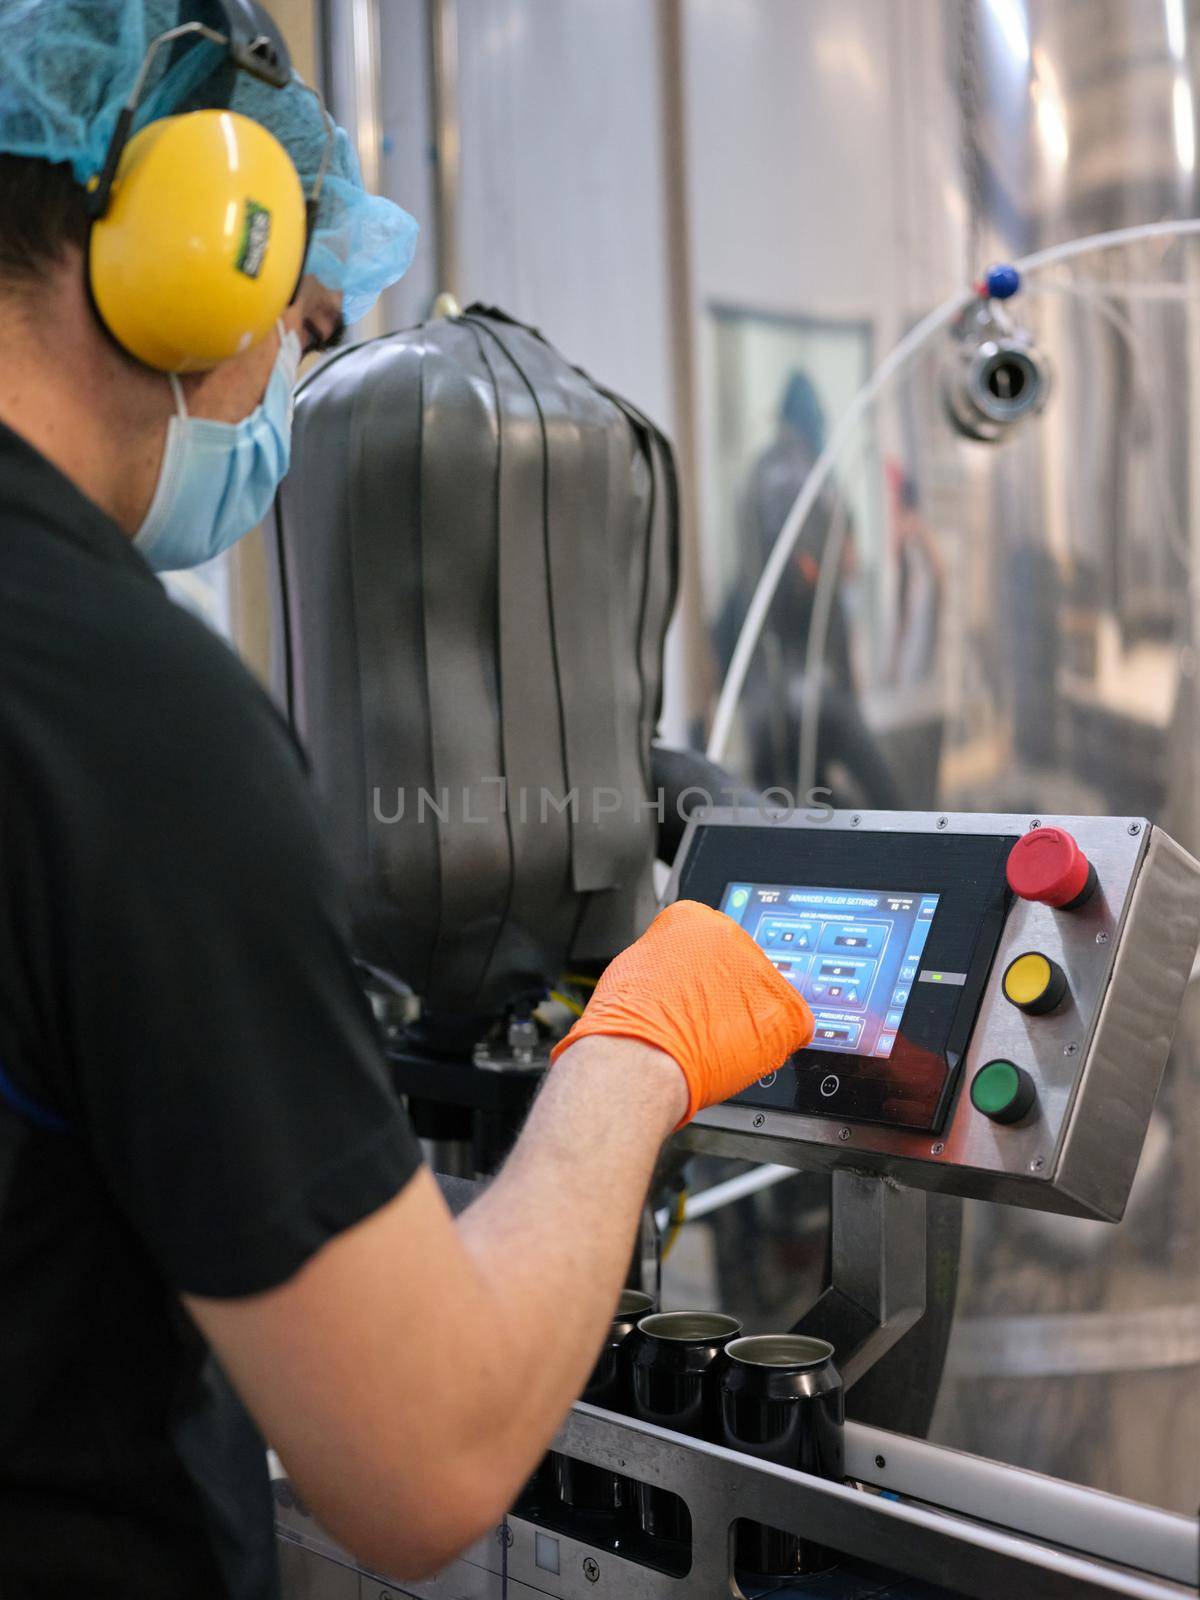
[{"x1": 133, "y1": 322, "x2": 302, "y2": 573}]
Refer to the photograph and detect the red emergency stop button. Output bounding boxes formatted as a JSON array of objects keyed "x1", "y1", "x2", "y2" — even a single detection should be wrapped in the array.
[{"x1": 1006, "y1": 828, "x2": 1097, "y2": 909}]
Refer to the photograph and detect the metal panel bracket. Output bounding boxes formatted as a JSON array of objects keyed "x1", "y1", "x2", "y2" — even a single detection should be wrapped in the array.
[{"x1": 791, "y1": 1170, "x2": 926, "y2": 1387}]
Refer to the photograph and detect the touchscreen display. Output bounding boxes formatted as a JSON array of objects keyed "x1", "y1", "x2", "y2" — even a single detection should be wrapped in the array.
[{"x1": 720, "y1": 882, "x2": 940, "y2": 1059}]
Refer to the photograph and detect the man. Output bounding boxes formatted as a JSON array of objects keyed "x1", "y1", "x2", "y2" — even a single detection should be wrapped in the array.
[
  {"x1": 0, "y1": 5, "x2": 812, "y2": 1598},
  {"x1": 724, "y1": 368, "x2": 903, "y2": 807}
]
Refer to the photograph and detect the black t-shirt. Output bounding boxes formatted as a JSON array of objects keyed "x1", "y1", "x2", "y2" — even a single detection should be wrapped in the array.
[{"x1": 0, "y1": 423, "x2": 423, "y2": 1598}]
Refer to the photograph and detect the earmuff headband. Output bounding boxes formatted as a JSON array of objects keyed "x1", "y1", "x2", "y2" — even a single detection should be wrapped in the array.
[
  {"x1": 86, "y1": 1, "x2": 332, "y2": 234},
  {"x1": 214, "y1": 0, "x2": 292, "y2": 87}
]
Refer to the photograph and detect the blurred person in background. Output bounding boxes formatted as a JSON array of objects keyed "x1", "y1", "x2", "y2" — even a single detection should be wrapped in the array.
[{"x1": 718, "y1": 369, "x2": 903, "y2": 807}]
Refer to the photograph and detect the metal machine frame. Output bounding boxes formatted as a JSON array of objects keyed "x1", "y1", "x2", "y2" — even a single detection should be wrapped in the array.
[
  {"x1": 277, "y1": 809, "x2": 1200, "y2": 1599},
  {"x1": 274, "y1": 1407, "x2": 1200, "y2": 1598},
  {"x1": 791, "y1": 1170, "x2": 927, "y2": 1387}
]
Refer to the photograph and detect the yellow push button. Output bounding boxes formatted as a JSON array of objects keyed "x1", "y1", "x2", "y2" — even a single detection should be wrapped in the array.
[{"x1": 1003, "y1": 951, "x2": 1068, "y2": 1015}]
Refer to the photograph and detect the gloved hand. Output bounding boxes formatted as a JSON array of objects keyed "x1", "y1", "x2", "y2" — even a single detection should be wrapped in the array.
[{"x1": 550, "y1": 900, "x2": 815, "y2": 1125}]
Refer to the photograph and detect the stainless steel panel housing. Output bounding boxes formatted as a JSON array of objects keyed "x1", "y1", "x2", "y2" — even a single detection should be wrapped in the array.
[{"x1": 668, "y1": 809, "x2": 1200, "y2": 1220}]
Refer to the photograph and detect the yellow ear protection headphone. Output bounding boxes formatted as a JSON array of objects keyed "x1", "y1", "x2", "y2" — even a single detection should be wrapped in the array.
[{"x1": 85, "y1": 1, "x2": 334, "y2": 374}]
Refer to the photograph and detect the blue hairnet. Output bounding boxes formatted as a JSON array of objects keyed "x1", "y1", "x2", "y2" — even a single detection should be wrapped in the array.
[
  {"x1": 780, "y1": 370, "x2": 826, "y2": 454},
  {"x1": 0, "y1": 1, "x2": 417, "y2": 326}
]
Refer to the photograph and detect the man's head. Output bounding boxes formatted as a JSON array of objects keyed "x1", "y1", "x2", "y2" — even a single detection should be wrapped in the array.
[
  {"x1": 0, "y1": 159, "x2": 342, "y2": 540},
  {"x1": 0, "y1": 143, "x2": 344, "y2": 405},
  {"x1": 0, "y1": 1, "x2": 416, "y2": 546}
]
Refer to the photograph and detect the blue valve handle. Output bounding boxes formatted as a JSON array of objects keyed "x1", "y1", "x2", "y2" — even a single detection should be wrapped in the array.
[{"x1": 985, "y1": 263, "x2": 1021, "y2": 300}]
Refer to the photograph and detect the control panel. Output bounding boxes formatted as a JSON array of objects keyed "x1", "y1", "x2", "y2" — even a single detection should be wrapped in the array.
[{"x1": 667, "y1": 811, "x2": 1200, "y2": 1220}]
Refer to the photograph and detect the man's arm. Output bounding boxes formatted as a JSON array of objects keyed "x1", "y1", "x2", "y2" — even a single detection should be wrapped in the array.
[
  {"x1": 23, "y1": 593, "x2": 807, "y2": 1580},
  {"x1": 187, "y1": 1037, "x2": 685, "y2": 1579},
  {"x1": 187, "y1": 899, "x2": 812, "y2": 1580}
]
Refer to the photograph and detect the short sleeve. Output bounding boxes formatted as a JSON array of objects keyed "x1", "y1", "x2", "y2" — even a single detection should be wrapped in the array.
[{"x1": 7, "y1": 587, "x2": 423, "y2": 1298}]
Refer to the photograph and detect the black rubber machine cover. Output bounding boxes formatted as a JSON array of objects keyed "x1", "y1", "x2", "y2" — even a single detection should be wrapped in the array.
[{"x1": 266, "y1": 306, "x2": 679, "y2": 1042}]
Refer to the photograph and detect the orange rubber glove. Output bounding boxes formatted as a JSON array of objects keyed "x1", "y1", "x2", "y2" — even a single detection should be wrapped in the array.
[{"x1": 549, "y1": 899, "x2": 815, "y2": 1125}]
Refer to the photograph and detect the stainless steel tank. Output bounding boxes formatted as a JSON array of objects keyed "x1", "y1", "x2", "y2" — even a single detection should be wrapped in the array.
[
  {"x1": 701, "y1": 0, "x2": 1200, "y2": 1515},
  {"x1": 926, "y1": 0, "x2": 1200, "y2": 1516}
]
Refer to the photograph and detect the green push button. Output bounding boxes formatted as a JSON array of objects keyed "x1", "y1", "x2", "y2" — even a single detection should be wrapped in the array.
[{"x1": 970, "y1": 1059, "x2": 1037, "y2": 1125}]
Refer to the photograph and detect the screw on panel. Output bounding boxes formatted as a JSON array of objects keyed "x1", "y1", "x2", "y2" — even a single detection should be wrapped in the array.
[
  {"x1": 1064, "y1": 1041, "x2": 1078, "y2": 1056},
  {"x1": 1029, "y1": 818, "x2": 1042, "y2": 830},
  {"x1": 874, "y1": 1454, "x2": 887, "y2": 1469},
  {"x1": 583, "y1": 1556, "x2": 601, "y2": 1582},
  {"x1": 937, "y1": 816, "x2": 949, "y2": 829},
  {"x1": 851, "y1": 814, "x2": 862, "y2": 827},
  {"x1": 753, "y1": 1113, "x2": 766, "y2": 1128},
  {"x1": 930, "y1": 1142, "x2": 945, "y2": 1155},
  {"x1": 1029, "y1": 1157, "x2": 1045, "y2": 1172},
  {"x1": 1128, "y1": 822, "x2": 1141, "y2": 835},
  {"x1": 1096, "y1": 931, "x2": 1110, "y2": 945},
  {"x1": 837, "y1": 1127, "x2": 852, "y2": 1141},
  {"x1": 496, "y1": 1524, "x2": 514, "y2": 1548}
]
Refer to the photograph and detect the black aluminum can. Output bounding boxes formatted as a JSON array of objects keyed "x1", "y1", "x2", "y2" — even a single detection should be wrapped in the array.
[
  {"x1": 554, "y1": 1289, "x2": 656, "y2": 1513},
  {"x1": 630, "y1": 1311, "x2": 743, "y2": 1544},
  {"x1": 719, "y1": 1334, "x2": 844, "y2": 1577}
]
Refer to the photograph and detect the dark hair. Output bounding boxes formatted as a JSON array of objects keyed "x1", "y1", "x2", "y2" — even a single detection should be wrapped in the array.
[{"x1": 0, "y1": 155, "x2": 91, "y2": 281}]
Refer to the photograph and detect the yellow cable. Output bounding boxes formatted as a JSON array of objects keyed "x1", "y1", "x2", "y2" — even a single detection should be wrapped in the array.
[
  {"x1": 549, "y1": 989, "x2": 584, "y2": 1018},
  {"x1": 660, "y1": 1187, "x2": 688, "y2": 1262},
  {"x1": 561, "y1": 973, "x2": 598, "y2": 990}
]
